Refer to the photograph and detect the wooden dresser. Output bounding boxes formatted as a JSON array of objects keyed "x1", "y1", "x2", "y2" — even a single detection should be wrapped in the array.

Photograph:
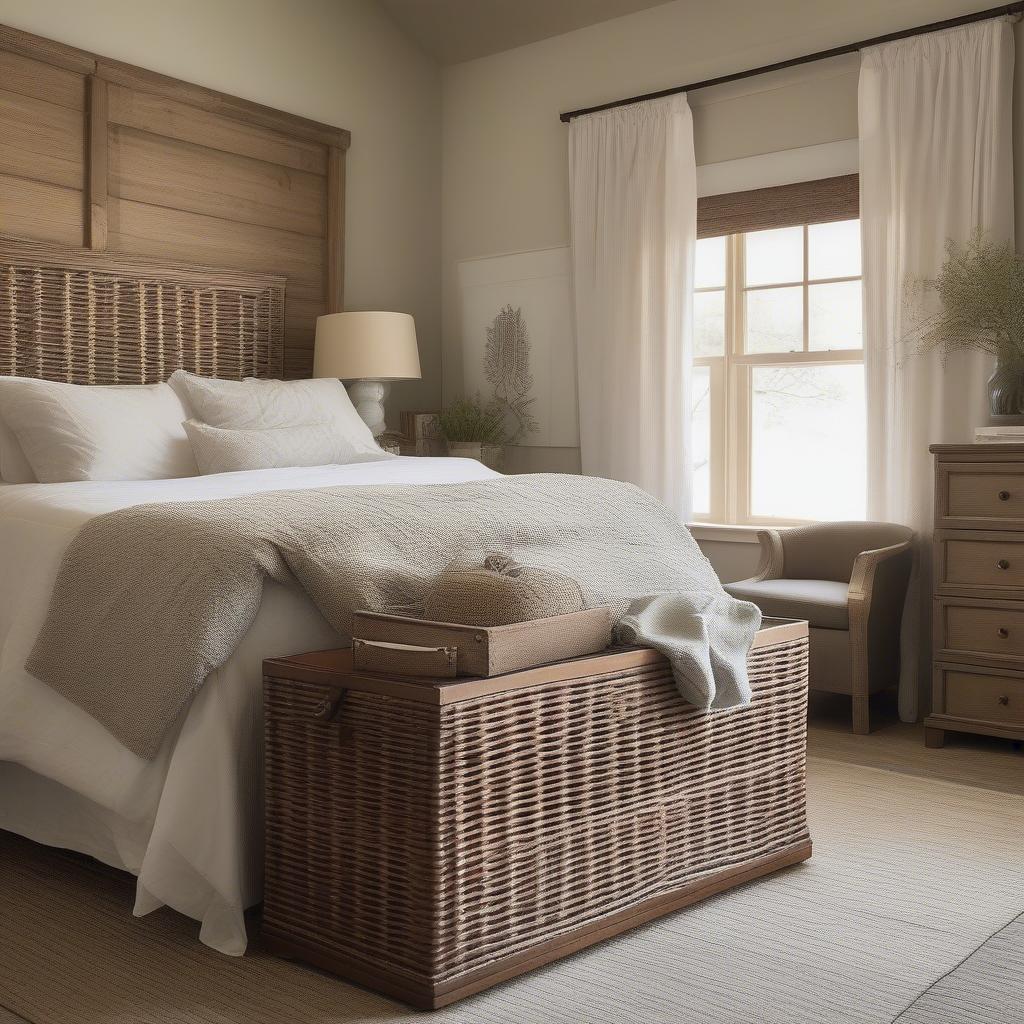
[{"x1": 929, "y1": 443, "x2": 1024, "y2": 747}]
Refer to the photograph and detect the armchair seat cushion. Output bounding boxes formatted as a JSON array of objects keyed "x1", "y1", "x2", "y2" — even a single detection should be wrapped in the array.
[{"x1": 724, "y1": 577, "x2": 849, "y2": 630}]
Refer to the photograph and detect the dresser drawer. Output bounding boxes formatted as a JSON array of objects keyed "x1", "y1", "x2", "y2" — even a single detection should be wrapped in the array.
[
  {"x1": 934, "y1": 531, "x2": 1024, "y2": 595},
  {"x1": 938, "y1": 666, "x2": 1024, "y2": 726},
  {"x1": 937, "y1": 462, "x2": 1024, "y2": 530},
  {"x1": 935, "y1": 598, "x2": 1024, "y2": 664}
]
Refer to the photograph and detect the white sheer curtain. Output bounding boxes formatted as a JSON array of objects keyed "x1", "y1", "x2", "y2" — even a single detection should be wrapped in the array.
[
  {"x1": 568, "y1": 95, "x2": 697, "y2": 521},
  {"x1": 860, "y1": 19, "x2": 1015, "y2": 721}
]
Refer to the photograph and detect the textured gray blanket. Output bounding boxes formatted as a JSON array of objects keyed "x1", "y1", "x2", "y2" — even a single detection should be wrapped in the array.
[{"x1": 27, "y1": 474, "x2": 761, "y2": 758}]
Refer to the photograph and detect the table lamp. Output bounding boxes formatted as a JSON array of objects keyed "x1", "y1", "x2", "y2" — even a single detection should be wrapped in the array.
[{"x1": 313, "y1": 311, "x2": 421, "y2": 436}]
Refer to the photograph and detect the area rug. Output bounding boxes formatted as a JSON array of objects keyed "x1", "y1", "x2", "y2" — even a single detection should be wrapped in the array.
[
  {"x1": 0, "y1": 758, "x2": 1021, "y2": 1024},
  {"x1": 896, "y1": 913, "x2": 1024, "y2": 1023}
]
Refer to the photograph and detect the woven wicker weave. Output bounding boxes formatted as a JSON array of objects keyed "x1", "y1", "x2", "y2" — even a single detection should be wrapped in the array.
[
  {"x1": 262, "y1": 623, "x2": 811, "y2": 1008},
  {"x1": 0, "y1": 236, "x2": 284, "y2": 384}
]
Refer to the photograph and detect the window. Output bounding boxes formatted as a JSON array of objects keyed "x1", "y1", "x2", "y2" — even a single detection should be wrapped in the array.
[{"x1": 692, "y1": 205, "x2": 866, "y2": 526}]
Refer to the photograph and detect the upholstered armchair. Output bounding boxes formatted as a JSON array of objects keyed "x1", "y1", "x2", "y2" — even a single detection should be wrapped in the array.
[{"x1": 724, "y1": 522, "x2": 914, "y2": 734}]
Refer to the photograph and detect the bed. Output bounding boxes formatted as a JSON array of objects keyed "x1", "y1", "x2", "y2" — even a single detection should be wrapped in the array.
[{"x1": 0, "y1": 235, "x2": 788, "y2": 966}]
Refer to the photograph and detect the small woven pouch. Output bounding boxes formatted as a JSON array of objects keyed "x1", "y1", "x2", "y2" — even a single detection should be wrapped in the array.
[{"x1": 423, "y1": 552, "x2": 587, "y2": 626}]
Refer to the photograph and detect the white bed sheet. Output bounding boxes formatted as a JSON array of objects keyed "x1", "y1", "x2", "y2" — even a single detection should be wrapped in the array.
[{"x1": 0, "y1": 457, "x2": 498, "y2": 954}]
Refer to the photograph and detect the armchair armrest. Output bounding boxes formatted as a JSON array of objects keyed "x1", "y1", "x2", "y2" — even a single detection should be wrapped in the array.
[
  {"x1": 846, "y1": 539, "x2": 915, "y2": 734},
  {"x1": 751, "y1": 529, "x2": 786, "y2": 582},
  {"x1": 848, "y1": 540, "x2": 914, "y2": 604}
]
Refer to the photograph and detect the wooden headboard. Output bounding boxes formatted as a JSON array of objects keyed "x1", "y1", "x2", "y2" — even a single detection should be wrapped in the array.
[
  {"x1": 0, "y1": 236, "x2": 284, "y2": 384},
  {"x1": 0, "y1": 22, "x2": 349, "y2": 378}
]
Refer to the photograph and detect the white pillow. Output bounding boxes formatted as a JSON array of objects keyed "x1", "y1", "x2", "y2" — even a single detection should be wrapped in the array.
[
  {"x1": 184, "y1": 418, "x2": 391, "y2": 475},
  {"x1": 0, "y1": 415, "x2": 37, "y2": 483},
  {"x1": 0, "y1": 377, "x2": 197, "y2": 483},
  {"x1": 169, "y1": 370, "x2": 380, "y2": 456}
]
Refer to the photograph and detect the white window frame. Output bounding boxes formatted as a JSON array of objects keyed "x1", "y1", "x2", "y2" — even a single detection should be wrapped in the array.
[{"x1": 693, "y1": 222, "x2": 863, "y2": 527}]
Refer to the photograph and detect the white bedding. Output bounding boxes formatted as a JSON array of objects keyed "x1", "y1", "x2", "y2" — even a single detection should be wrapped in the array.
[{"x1": 0, "y1": 457, "x2": 498, "y2": 954}]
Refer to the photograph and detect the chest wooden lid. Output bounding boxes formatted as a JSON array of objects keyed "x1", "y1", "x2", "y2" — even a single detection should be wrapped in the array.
[{"x1": 263, "y1": 617, "x2": 807, "y2": 706}]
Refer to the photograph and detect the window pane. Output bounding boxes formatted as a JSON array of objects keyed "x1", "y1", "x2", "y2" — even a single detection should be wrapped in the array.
[
  {"x1": 691, "y1": 365, "x2": 711, "y2": 515},
  {"x1": 744, "y1": 226, "x2": 803, "y2": 286},
  {"x1": 694, "y1": 290, "x2": 725, "y2": 356},
  {"x1": 750, "y1": 364, "x2": 866, "y2": 521},
  {"x1": 809, "y1": 280, "x2": 862, "y2": 350},
  {"x1": 745, "y1": 286, "x2": 802, "y2": 353},
  {"x1": 695, "y1": 236, "x2": 726, "y2": 289},
  {"x1": 808, "y1": 219, "x2": 860, "y2": 280}
]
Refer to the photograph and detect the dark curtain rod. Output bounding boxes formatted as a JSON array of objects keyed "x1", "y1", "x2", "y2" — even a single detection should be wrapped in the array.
[{"x1": 559, "y1": 1, "x2": 1024, "y2": 123}]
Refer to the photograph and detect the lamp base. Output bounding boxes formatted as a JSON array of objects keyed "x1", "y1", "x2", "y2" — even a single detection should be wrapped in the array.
[{"x1": 347, "y1": 379, "x2": 390, "y2": 437}]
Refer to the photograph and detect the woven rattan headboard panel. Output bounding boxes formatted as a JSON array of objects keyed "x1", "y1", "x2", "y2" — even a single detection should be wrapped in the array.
[{"x1": 0, "y1": 237, "x2": 285, "y2": 384}]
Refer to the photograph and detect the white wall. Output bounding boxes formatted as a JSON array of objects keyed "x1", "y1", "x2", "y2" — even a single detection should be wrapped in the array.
[
  {"x1": 0, "y1": 0, "x2": 442, "y2": 416},
  {"x1": 441, "y1": 0, "x2": 1024, "y2": 573},
  {"x1": 690, "y1": 537, "x2": 755, "y2": 584}
]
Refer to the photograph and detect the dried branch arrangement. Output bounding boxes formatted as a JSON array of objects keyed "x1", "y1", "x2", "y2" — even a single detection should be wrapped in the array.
[{"x1": 903, "y1": 232, "x2": 1024, "y2": 363}]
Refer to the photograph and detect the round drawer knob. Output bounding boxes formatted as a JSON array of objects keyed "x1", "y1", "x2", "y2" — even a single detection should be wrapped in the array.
[
  {"x1": 999, "y1": 490, "x2": 1011, "y2": 501},
  {"x1": 998, "y1": 695, "x2": 1010, "y2": 706},
  {"x1": 997, "y1": 559, "x2": 1011, "y2": 570},
  {"x1": 997, "y1": 627, "x2": 1010, "y2": 639}
]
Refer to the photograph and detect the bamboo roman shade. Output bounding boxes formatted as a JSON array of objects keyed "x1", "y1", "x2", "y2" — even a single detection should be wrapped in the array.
[{"x1": 697, "y1": 173, "x2": 859, "y2": 239}]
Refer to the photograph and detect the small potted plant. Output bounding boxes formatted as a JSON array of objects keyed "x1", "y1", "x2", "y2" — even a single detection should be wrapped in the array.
[{"x1": 437, "y1": 396, "x2": 507, "y2": 470}]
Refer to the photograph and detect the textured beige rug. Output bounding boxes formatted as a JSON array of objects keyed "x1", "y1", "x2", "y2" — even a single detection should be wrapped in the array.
[
  {"x1": 897, "y1": 913, "x2": 1024, "y2": 1024},
  {"x1": 0, "y1": 758, "x2": 1021, "y2": 1024}
]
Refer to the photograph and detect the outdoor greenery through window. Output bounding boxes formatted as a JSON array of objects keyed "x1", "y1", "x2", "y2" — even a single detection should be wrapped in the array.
[{"x1": 692, "y1": 218, "x2": 866, "y2": 525}]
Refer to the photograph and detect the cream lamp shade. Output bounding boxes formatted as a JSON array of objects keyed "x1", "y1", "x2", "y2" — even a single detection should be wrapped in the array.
[
  {"x1": 313, "y1": 311, "x2": 421, "y2": 381},
  {"x1": 313, "y1": 312, "x2": 421, "y2": 437}
]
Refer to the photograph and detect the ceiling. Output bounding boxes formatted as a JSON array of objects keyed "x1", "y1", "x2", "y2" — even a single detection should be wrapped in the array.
[{"x1": 377, "y1": 0, "x2": 673, "y2": 65}]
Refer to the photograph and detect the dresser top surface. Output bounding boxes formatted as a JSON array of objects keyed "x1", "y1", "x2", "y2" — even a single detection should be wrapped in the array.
[{"x1": 931, "y1": 443, "x2": 1024, "y2": 457}]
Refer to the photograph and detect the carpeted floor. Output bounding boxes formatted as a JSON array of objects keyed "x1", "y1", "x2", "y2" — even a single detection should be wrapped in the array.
[{"x1": 0, "y1": 757, "x2": 1021, "y2": 1024}]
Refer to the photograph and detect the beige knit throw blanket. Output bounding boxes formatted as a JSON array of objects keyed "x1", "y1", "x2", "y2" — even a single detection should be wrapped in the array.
[{"x1": 27, "y1": 474, "x2": 761, "y2": 758}]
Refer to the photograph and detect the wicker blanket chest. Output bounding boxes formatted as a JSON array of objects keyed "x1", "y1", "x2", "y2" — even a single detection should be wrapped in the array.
[{"x1": 262, "y1": 619, "x2": 811, "y2": 1009}]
